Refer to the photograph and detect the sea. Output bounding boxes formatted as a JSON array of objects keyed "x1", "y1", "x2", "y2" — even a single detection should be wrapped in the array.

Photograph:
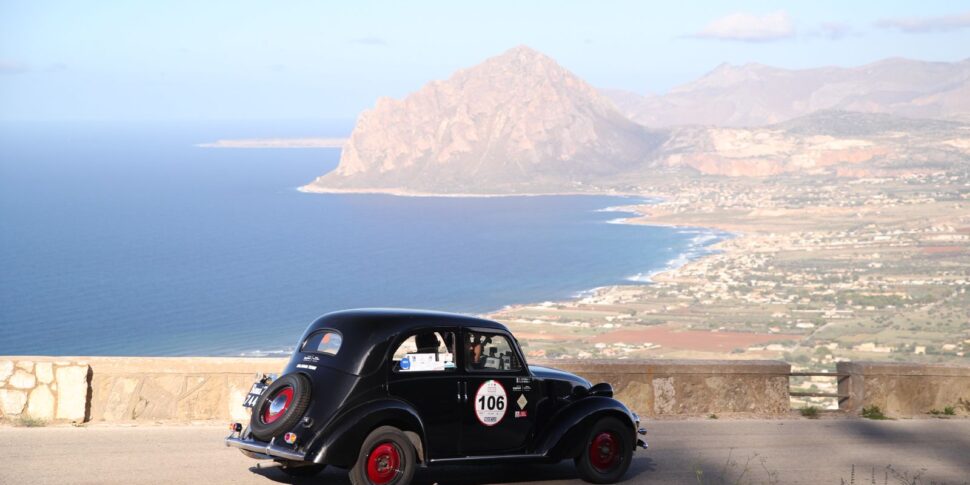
[{"x1": 0, "y1": 120, "x2": 726, "y2": 356}]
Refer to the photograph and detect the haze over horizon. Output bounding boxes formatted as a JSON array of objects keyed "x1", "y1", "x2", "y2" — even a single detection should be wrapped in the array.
[{"x1": 1, "y1": 0, "x2": 969, "y2": 122}]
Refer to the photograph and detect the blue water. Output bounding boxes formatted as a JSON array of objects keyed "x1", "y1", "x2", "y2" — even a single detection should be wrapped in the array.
[{"x1": 0, "y1": 121, "x2": 722, "y2": 356}]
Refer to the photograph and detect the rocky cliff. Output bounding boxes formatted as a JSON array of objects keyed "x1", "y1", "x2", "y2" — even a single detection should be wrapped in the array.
[
  {"x1": 304, "y1": 46, "x2": 665, "y2": 194},
  {"x1": 659, "y1": 111, "x2": 970, "y2": 177}
]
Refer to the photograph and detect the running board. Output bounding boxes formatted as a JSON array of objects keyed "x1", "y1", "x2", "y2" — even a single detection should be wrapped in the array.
[{"x1": 428, "y1": 453, "x2": 549, "y2": 465}]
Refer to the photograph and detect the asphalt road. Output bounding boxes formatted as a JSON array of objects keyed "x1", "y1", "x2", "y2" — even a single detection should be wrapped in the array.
[{"x1": 1, "y1": 419, "x2": 968, "y2": 485}]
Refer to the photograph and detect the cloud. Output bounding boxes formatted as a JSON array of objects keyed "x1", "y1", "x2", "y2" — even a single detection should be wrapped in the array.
[
  {"x1": 0, "y1": 60, "x2": 29, "y2": 74},
  {"x1": 876, "y1": 11, "x2": 970, "y2": 33},
  {"x1": 816, "y1": 21, "x2": 854, "y2": 40},
  {"x1": 349, "y1": 36, "x2": 389, "y2": 46},
  {"x1": 693, "y1": 11, "x2": 795, "y2": 42}
]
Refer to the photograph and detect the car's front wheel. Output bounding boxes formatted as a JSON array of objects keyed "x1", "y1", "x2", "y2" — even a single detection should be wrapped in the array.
[
  {"x1": 574, "y1": 416, "x2": 634, "y2": 484},
  {"x1": 349, "y1": 426, "x2": 416, "y2": 485}
]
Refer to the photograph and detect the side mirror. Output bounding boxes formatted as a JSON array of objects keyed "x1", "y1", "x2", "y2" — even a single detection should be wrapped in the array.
[{"x1": 589, "y1": 382, "x2": 614, "y2": 397}]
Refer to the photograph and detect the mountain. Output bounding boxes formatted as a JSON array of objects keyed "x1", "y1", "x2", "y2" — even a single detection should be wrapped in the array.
[
  {"x1": 303, "y1": 46, "x2": 665, "y2": 194},
  {"x1": 658, "y1": 111, "x2": 970, "y2": 177},
  {"x1": 606, "y1": 58, "x2": 970, "y2": 128}
]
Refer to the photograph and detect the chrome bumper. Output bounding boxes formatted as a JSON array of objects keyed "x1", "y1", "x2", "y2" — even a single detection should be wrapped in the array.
[
  {"x1": 637, "y1": 427, "x2": 648, "y2": 450},
  {"x1": 633, "y1": 412, "x2": 648, "y2": 450},
  {"x1": 225, "y1": 435, "x2": 307, "y2": 462}
]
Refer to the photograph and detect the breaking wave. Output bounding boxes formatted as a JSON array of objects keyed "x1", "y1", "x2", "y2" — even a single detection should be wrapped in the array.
[{"x1": 625, "y1": 229, "x2": 729, "y2": 283}]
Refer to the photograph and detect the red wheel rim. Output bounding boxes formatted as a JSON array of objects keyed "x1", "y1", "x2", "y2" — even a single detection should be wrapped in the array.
[
  {"x1": 588, "y1": 431, "x2": 620, "y2": 472},
  {"x1": 366, "y1": 442, "x2": 401, "y2": 484},
  {"x1": 261, "y1": 387, "x2": 294, "y2": 424}
]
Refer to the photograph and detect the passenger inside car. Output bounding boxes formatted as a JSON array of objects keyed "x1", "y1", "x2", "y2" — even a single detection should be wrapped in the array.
[{"x1": 415, "y1": 332, "x2": 440, "y2": 354}]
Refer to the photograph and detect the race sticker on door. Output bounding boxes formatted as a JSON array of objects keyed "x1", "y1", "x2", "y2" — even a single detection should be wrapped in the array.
[{"x1": 474, "y1": 379, "x2": 507, "y2": 426}]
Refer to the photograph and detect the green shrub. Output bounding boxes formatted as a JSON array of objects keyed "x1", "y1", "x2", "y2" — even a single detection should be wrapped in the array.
[
  {"x1": 15, "y1": 416, "x2": 47, "y2": 427},
  {"x1": 943, "y1": 406, "x2": 956, "y2": 416},
  {"x1": 861, "y1": 405, "x2": 888, "y2": 420},
  {"x1": 799, "y1": 406, "x2": 820, "y2": 419}
]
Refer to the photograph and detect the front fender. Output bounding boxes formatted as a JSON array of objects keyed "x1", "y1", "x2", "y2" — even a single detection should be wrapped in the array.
[
  {"x1": 308, "y1": 398, "x2": 426, "y2": 467},
  {"x1": 534, "y1": 396, "x2": 636, "y2": 460}
]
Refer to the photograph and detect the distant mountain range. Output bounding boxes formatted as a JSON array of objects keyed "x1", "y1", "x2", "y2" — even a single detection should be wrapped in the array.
[
  {"x1": 604, "y1": 58, "x2": 970, "y2": 128},
  {"x1": 304, "y1": 47, "x2": 970, "y2": 194}
]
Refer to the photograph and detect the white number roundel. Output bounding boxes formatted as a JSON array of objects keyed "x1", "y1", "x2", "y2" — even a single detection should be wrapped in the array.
[{"x1": 474, "y1": 379, "x2": 507, "y2": 426}]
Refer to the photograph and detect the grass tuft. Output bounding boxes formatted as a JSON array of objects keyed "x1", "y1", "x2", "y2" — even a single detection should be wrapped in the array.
[
  {"x1": 861, "y1": 405, "x2": 889, "y2": 420},
  {"x1": 15, "y1": 416, "x2": 47, "y2": 427},
  {"x1": 799, "y1": 405, "x2": 820, "y2": 419}
]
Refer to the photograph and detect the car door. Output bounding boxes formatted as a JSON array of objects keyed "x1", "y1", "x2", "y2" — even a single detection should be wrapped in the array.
[
  {"x1": 459, "y1": 328, "x2": 540, "y2": 456},
  {"x1": 386, "y1": 328, "x2": 463, "y2": 459}
]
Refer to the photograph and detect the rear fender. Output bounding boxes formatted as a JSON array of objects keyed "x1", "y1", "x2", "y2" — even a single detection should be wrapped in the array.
[
  {"x1": 308, "y1": 399, "x2": 426, "y2": 467},
  {"x1": 534, "y1": 396, "x2": 636, "y2": 460}
]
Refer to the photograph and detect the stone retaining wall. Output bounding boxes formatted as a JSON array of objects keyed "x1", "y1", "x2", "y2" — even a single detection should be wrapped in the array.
[
  {"x1": 542, "y1": 359, "x2": 791, "y2": 416},
  {"x1": 0, "y1": 356, "x2": 792, "y2": 423},
  {"x1": 838, "y1": 361, "x2": 970, "y2": 417},
  {"x1": 0, "y1": 358, "x2": 90, "y2": 423},
  {"x1": 85, "y1": 357, "x2": 288, "y2": 423}
]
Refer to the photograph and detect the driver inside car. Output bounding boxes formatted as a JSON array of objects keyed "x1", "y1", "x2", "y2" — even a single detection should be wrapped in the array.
[{"x1": 466, "y1": 333, "x2": 491, "y2": 369}]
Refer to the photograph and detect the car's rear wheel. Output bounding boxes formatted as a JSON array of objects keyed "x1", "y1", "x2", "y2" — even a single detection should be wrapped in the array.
[
  {"x1": 349, "y1": 426, "x2": 416, "y2": 485},
  {"x1": 574, "y1": 416, "x2": 634, "y2": 484},
  {"x1": 249, "y1": 373, "x2": 312, "y2": 441}
]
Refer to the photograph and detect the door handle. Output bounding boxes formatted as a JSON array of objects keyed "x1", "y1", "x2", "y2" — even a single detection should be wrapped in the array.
[
  {"x1": 457, "y1": 381, "x2": 463, "y2": 403},
  {"x1": 462, "y1": 381, "x2": 468, "y2": 403}
]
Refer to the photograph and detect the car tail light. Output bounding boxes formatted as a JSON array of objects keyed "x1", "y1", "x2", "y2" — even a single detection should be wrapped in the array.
[
  {"x1": 283, "y1": 432, "x2": 297, "y2": 444},
  {"x1": 229, "y1": 422, "x2": 242, "y2": 432}
]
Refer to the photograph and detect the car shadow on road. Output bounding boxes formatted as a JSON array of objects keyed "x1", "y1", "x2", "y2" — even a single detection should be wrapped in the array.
[{"x1": 250, "y1": 456, "x2": 656, "y2": 484}]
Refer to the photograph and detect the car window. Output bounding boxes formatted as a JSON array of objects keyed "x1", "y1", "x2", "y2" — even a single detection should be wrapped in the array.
[
  {"x1": 391, "y1": 331, "x2": 456, "y2": 372},
  {"x1": 302, "y1": 330, "x2": 342, "y2": 356},
  {"x1": 465, "y1": 332, "x2": 522, "y2": 371}
]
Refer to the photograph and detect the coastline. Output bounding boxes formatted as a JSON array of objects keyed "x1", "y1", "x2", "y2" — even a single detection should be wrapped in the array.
[
  {"x1": 299, "y1": 184, "x2": 736, "y2": 326},
  {"x1": 232, "y1": 189, "x2": 732, "y2": 358},
  {"x1": 590, "y1": 203, "x2": 732, "y2": 283},
  {"x1": 297, "y1": 184, "x2": 643, "y2": 199}
]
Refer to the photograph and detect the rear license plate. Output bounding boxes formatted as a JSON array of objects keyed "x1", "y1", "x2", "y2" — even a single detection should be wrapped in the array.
[{"x1": 243, "y1": 382, "x2": 267, "y2": 408}]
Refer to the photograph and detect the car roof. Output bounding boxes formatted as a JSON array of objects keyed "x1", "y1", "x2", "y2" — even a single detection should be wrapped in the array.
[
  {"x1": 295, "y1": 309, "x2": 511, "y2": 375},
  {"x1": 308, "y1": 308, "x2": 509, "y2": 335}
]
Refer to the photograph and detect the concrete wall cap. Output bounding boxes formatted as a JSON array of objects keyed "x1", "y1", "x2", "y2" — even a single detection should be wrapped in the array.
[
  {"x1": 838, "y1": 361, "x2": 970, "y2": 377},
  {"x1": 533, "y1": 359, "x2": 791, "y2": 375}
]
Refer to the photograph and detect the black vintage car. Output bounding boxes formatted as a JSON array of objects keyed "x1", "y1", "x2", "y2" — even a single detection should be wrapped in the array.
[{"x1": 226, "y1": 309, "x2": 647, "y2": 484}]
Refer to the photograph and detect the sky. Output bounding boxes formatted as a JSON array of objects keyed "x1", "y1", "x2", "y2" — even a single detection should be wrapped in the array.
[{"x1": 1, "y1": 0, "x2": 969, "y2": 122}]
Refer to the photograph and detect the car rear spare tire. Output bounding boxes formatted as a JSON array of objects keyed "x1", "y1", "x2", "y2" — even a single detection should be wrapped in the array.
[{"x1": 249, "y1": 373, "x2": 311, "y2": 441}]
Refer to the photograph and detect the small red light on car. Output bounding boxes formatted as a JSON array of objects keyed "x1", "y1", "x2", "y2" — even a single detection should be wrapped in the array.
[
  {"x1": 229, "y1": 422, "x2": 242, "y2": 432},
  {"x1": 283, "y1": 432, "x2": 297, "y2": 444}
]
